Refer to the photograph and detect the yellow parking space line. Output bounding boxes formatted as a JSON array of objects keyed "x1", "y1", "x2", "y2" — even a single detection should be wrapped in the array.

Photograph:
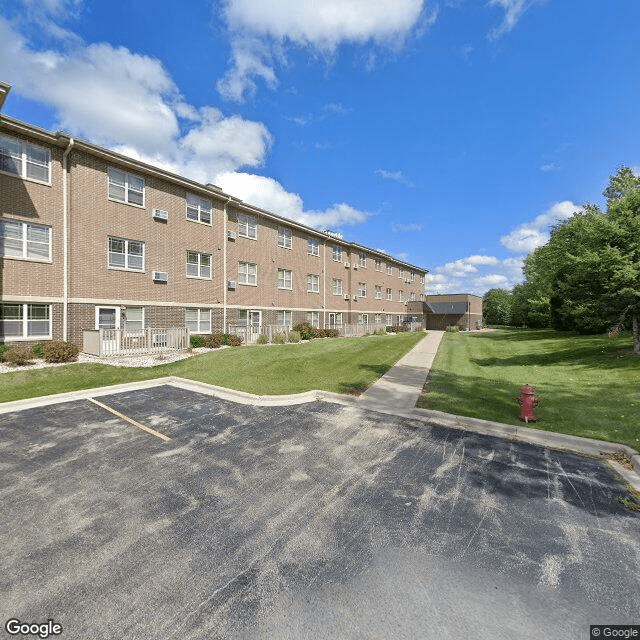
[{"x1": 87, "y1": 398, "x2": 171, "y2": 442}]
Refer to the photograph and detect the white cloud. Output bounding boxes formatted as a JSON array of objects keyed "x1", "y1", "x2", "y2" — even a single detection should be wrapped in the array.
[
  {"x1": 487, "y1": 0, "x2": 542, "y2": 40},
  {"x1": 391, "y1": 222, "x2": 423, "y2": 233},
  {"x1": 0, "y1": 16, "x2": 369, "y2": 230},
  {"x1": 539, "y1": 162, "x2": 560, "y2": 172},
  {"x1": 500, "y1": 200, "x2": 579, "y2": 253},
  {"x1": 215, "y1": 172, "x2": 369, "y2": 229},
  {"x1": 376, "y1": 169, "x2": 414, "y2": 186},
  {"x1": 217, "y1": 0, "x2": 430, "y2": 101}
]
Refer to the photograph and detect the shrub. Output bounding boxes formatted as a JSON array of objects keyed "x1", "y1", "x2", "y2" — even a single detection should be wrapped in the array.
[
  {"x1": 324, "y1": 328, "x2": 340, "y2": 338},
  {"x1": 272, "y1": 332, "x2": 286, "y2": 344},
  {"x1": 2, "y1": 346, "x2": 35, "y2": 366},
  {"x1": 227, "y1": 334, "x2": 243, "y2": 347},
  {"x1": 42, "y1": 341, "x2": 80, "y2": 363},
  {"x1": 292, "y1": 322, "x2": 324, "y2": 340},
  {"x1": 0, "y1": 344, "x2": 12, "y2": 359},
  {"x1": 203, "y1": 334, "x2": 223, "y2": 349},
  {"x1": 446, "y1": 325, "x2": 460, "y2": 333},
  {"x1": 31, "y1": 343, "x2": 44, "y2": 358},
  {"x1": 190, "y1": 335, "x2": 205, "y2": 348},
  {"x1": 256, "y1": 334, "x2": 269, "y2": 345},
  {"x1": 374, "y1": 329, "x2": 386, "y2": 336},
  {"x1": 391, "y1": 325, "x2": 406, "y2": 333},
  {"x1": 386, "y1": 326, "x2": 393, "y2": 333},
  {"x1": 288, "y1": 331, "x2": 301, "y2": 343}
]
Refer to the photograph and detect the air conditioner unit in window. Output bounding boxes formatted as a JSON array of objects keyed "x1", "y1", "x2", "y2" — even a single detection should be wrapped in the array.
[
  {"x1": 152, "y1": 271, "x2": 168, "y2": 282},
  {"x1": 227, "y1": 280, "x2": 237, "y2": 289},
  {"x1": 353, "y1": 295, "x2": 358, "y2": 301},
  {"x1": 152, "y1": 209, "x2": 169, "y2": 221},
  {"x1": 352, "y1": 264, "x2": 358, "y2": 270},
  {"x1": 227, "y1": 230, "x2": 237, "y2": 240},
  {"x1": 344, "y1": 294, "x2": 350, "y2": 300},
  {"x1": 344, "y1": 262, "x2": 350, "y2": 268}
]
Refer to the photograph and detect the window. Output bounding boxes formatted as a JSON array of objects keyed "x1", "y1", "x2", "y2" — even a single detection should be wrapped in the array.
[
  {"x1": 186, "y1": 308, "x2": 211, "y2": 334},
  {"x1": 238, "y1": 214, "x2": 257, "y2": 239},
  {"x1": 108, "y1": 168, "x2": 144, "y2": 206},
  {"x1": 0, "y1": 303, "x2": 51, "y2": 340},
  {"x1": 186, "y1": 194, "x2": 212, "y2": 224},
  {"x1": 238, "y1": 261, "x2": 257, "y2": 285},
  {"x1": 358, "y1": 252, "x2": 366, "y2": 267},
  {"x1": 332, "y1": 244, "x2": 343, "y2": 261},
  {"x1": 358, "y1": 314, "x2": 369, "y2": 325},
  {"x1": 374, "y1": 314, "x2": 383, "y2": 324},
  {"x1": 108, "y1": 237, "x2": 144, "y2": 271},
  {"x1": 307, "y1": 237, "x2": 319, "y2": 256},
  {"x1": 386, "y1": 314, "x2": 393, "y2": 325},
  {"x1": 186, "y1": 251, "x2": 211, "y2": 279},
  {"x1": 307, "y1": 274, "x2": 319, "y2": 293},
  {"x1": 410, "y1": 292, "x2": 416, "y2": 301},
  {"x1": 332, "y1": 279, "x2": 343, "y2": 295},
  {"x1": 411, "y1": 272, "x2": 416, "y2": 282},
  {"x1": 387, "y1": 265, "x2": 393, "y2": 276},
  {"x1": 0, "y1": 219, "x2": 51, "y2": 261},
  {"x1": 0, "y1": 135, "x2": 50, "y2": 183},
  {"x1": 278, "y1": 227, "x2": 292, "y2": 249},
  {"x1": 420, "y1": 275, "x2": 425, "y2": 285},
  {"x1": 278, "y1": 268, "x2": 293, "y2": 289},
  {"x1": 375, "y1": 258, "x2": 382, "y2": 271},
  {"x1": 399, "y1": 290, "x2": 404, "y2": 302},
  {"x1": 375, "y1": 285, "x2": 382, "y2": 300},
  {"x1": 124, "y1": 307, "x2": 144, "y2": 332},
  {"x1": 357, "y1": 282, "x2": 367, "y2": 298},
  {"x1": 277, "y1": 310, "x2": 292, "y2": 327},
  {"x1": 387, "y1": 288, "x2": 392, "y2": 301},
  {"x1": 328, "y1": 312, "x2": 342, "y2": 327},
  {"x1": 307, "y1": 311, "x2": 320, "y2": 328},
  {"x1": 399, "y1": 269, "x2": 404, "y2": 279}
]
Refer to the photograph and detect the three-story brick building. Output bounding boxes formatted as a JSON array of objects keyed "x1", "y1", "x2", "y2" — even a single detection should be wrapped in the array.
[{"x1": 0, "y1": 82, "x2": 427, "y2": 348}]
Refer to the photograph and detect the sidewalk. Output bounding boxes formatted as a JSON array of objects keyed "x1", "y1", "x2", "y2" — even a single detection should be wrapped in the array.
[{"x1": 358, "y1": 330, "x2": 444, "y2": 414}]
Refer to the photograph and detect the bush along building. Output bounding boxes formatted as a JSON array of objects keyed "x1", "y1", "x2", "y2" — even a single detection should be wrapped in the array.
[{"x1": 0, "y1": 82, "x2": 428, "y2": 350}]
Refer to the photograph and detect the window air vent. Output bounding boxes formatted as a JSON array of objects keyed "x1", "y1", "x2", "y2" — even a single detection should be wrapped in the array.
[
  {"x1": 153, "y1": 209, "x2": 169, "y2": 221},
  {"x1": 152, "y1": 271, "x2": 169, "y2": 282},
  {"x1": 227, "y1": 280, "x2": 237, "y2": 289},
  {"x1": 344, "y1": 294, "x2": 350, "y2": 300},
  {"x1": 227, "y1": 230, "x2": 237, "y2": 240},
  {"x1": 344, "y1": 262, "x2": 350, "y2": 268}
]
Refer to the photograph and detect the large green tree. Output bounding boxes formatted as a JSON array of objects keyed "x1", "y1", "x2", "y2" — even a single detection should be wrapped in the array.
[{"x1": 483, "y1": 288, "x2": 513, "y2": 325}]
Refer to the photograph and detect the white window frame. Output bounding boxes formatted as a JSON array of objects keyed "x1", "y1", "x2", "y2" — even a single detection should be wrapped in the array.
[
  {"x1": 108, "y1": 236, "x2": 145, "y2": 271},
  {"x1": 387, "y1": 265, "x2": 393, "y2": 276},
  {"x1": 185, "y1": 308, "x2": 211, "y2": 334},
  {"x1": 278, "y1": 227, "x2": 292, "y2": 249},
  {"x1": 357, "y1": 282, "x2": 367, "y2": 298},
  {"x1": 420, "y1": 275, "x2": 425, "y2": 285},
  {"x1": 186, "y1": 193, "x2": 212, "y2": 225},
  {"x1": 328, "y1": 312, "x2": 343, "y2": 327},
  {"x1": 374, "y1": 314, "x2": 383, "y2": 324},
  {"x1": 410, "y1": 292, "x2": 417, "y2": 301},
  {"x1": 0, "y1": 219, "x2": 52, "y2": 262},
  {"x1": 399, "y1": 290, "x2": 405, "y2": 302},
  {"x1": 238, "y1": 261, "x2": 257, "y2": 286},
  {"x1": 358, "y1": 252, "x2": 366, "y2": 268},
  {"x1": 375, "y1": 258, "x2": 382, "y2": 271},
  {"x1": 278, "y1": 268, "x2": 293, "y2": 290},
  {"x1": 186, "y1": 251, "x2": 212, "y2": 279},
  {"x1": 387, "y1": 314, "x2": 393, "y2": 325},
  {"x1": 387, "y1": 288, "x2": 393, "y2": 301},
  {"x1": 95, "y1": 306, "x2": 121, "y2": 330},
  {"x1": 375, "y1": 285, "x2": 382, "y2": 300},
  {"x1": 358, "y1": 314, "x2": 369, "y2": 325},
  {"x1": 277, "y1": 310, "x2": 292, "y2": 327},
  {"x1": 399, "y1": 269, "x2": 404, "y2": 279},
  {"x1": 108, "y1": 168, "x2": 145, "y2": 207},
  {"x1": 307, "y1": 237, "x2": 320, "y2": 256},
  {"x1": 332, "y1": 245, "x2": 343, "y2": 262},
  {"x1": 0, "y1": 303, "x2": 52, "y2": 341},
  {"x1": 332, "y1": 278, "x2": 343, "y2": 295},
  {"x1": 307, "y1": 311, "x2": 320, "y2": 328},
  {"x1": 0, "y1": 135, "x2": 51, "y2": 184},
  {"x1": 237, "y1": 213, "x2": 257, "y2": 239},
  {"x1": 307, "y1": 274, "x2": 320, "y2": 293},
  {"x1": 123, "y1": 306, "x2": 145, "y2": 333}
]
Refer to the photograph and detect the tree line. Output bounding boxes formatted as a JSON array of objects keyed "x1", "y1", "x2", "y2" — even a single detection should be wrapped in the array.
[{"x1": 483, "y1": 167, "x2": 640, "y2": 355}]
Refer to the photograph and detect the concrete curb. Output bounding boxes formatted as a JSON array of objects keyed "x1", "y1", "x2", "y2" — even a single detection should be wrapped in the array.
[{"x1": 2, "y1": 376, "x2": 638, "y2": 491}]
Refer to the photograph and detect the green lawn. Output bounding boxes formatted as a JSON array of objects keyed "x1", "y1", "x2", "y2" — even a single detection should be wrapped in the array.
[
  {"x1": 420, "y1": 328, "x2": 640, "y2": 451},
  {"x1": 0, "y1": 332, "x2": 425, "y2": 403}
]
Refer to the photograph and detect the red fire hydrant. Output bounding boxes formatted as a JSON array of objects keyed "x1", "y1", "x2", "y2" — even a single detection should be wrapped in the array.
[{"x1": 517, "y1": 384, "x2": 539, "y2": 423}]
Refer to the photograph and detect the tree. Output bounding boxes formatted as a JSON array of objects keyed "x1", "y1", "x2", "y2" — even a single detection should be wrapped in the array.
[{"x1": 483, "y1": 288, "x2": 513, "y2": 325}]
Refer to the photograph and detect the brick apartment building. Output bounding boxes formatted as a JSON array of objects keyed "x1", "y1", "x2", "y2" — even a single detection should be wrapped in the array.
[{"x1": 0, "y1": 82, "x2": 427, "y2": 348}]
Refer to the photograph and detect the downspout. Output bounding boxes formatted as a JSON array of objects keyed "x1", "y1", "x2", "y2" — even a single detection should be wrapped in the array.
[
  {"x1": 222, "y1": 196, "x2": 232, "y2": 332},
  {"x1": 62, "y1": 137, "x2": 74, "y2": 342},
  {"x1": 322, "y1": 238, "x2": 326, "y2": 328}
]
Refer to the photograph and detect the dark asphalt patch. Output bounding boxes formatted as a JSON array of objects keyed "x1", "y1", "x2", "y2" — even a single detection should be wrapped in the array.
[{"x1": 1, "y1": 386, "x2": 638, "y2": 640}]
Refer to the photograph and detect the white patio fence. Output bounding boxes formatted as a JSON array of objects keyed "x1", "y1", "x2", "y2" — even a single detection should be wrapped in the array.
[
  {"x1": 83, "y1": 327, "x2": 189, "y2": 357},
  {"x1": 227, "y1": 322, "x2": 423, "y2": 344}
]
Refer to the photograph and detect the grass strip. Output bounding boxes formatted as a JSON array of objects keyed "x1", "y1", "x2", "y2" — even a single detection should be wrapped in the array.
[
  {"x1": 0, "y1": 332, "x2": 425, "y2": 403},
  {"x1": 420, "y1": 328, "x2": 640, "y2": 451}
]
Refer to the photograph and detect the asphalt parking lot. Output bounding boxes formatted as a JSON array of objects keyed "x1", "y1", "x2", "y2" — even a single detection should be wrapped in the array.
[{"x1": 1, "y1": 384, "x2": 639, "y2": 639}]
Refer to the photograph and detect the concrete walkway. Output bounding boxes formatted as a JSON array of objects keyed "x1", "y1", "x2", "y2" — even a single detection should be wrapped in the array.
[{"x1": 358, "y1": 330, "x2": 444, "y2": 414}]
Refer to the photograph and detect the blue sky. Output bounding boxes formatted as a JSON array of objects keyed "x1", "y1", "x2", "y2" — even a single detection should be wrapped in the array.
[{"x1": 2, "y1": 0, "x2": 639, "y2": 295}]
